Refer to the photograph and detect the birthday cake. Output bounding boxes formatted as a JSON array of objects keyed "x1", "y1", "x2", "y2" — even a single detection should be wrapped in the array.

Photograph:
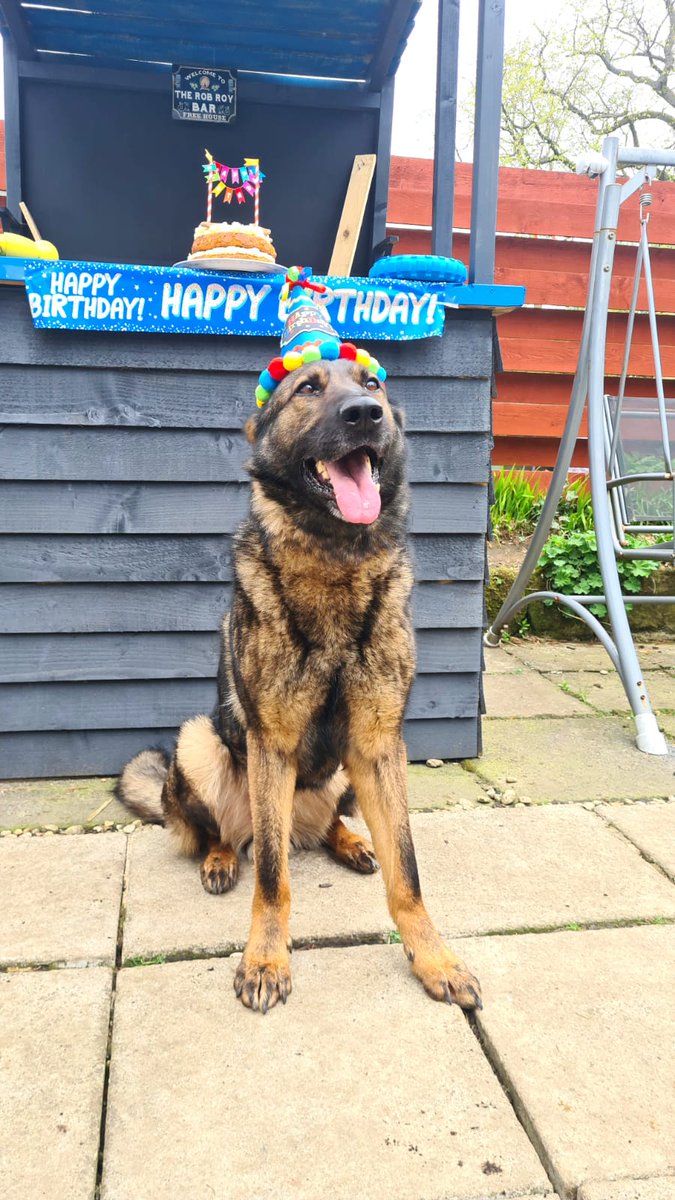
[{"x1": 188, "y1": 221, "x2": 277, "y2": 265}]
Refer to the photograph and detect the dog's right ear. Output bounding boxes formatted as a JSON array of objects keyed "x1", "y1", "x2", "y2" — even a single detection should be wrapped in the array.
[
  {"x1": 244, "y1": 415, "x2": 258, "y2": 444},
  {"x1": 391, "y1": 404, "x2": 405, "y2": 431}
]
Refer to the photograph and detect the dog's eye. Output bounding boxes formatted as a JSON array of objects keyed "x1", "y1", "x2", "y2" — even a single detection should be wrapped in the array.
[
  {"x1": 365, "y1": 378, "x2": 380, "y2": 391},
  {"x1": 297, "y1": 380, "x2": 319, "y2": 396}
]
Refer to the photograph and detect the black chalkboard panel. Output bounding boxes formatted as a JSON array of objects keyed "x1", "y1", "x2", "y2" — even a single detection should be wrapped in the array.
[{"x1": 20, "y1": 78, "x2": 379, "y2": 273}]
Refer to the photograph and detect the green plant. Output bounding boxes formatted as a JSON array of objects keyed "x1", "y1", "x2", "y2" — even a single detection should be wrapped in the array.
[
  {"x1": 538, "y1": 530, "x2": 661, "y2": 617},
  {"x1": 491, "y1": 467, "x2": 546, "y2": 539},
  {"x1": 516, "y1": 613, "x2": 531, "y2": 637},
  {"x1": 554, "y1": 478, "x2": 594, "y2": 533}
]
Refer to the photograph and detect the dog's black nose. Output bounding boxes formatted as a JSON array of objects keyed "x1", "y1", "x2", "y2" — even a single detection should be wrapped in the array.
[{"x1": 339, "y1": 397, "x2": 384, "y2": 429}]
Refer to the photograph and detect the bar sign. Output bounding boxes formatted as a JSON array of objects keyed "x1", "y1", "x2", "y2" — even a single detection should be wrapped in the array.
[{"x1": 172, "y1": 66, "x2": 237, "y2": 124}]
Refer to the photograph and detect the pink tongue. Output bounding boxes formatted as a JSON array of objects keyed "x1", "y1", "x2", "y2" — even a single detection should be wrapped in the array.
[{"x1": 325, "y1": 452, "x2": 381, "y2": 524}]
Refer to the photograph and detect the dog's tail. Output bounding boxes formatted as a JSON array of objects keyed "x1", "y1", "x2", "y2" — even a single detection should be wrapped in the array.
[{"x1": 116, "y1": 748, "x2": 169, "y2": 824}]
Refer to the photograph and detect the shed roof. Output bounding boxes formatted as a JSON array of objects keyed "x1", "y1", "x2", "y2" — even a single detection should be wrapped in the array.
[{"x1": 1, "y1": 0, "x2": 420, "y2": 90}]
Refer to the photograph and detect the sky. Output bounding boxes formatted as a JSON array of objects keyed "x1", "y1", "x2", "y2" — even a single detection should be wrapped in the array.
[
  {"x1": 0, "y1": 0, "x2": 536, "y2": 149},
  {"x1": 392, "y1": 0, "x2": 536, "y2": 158}
]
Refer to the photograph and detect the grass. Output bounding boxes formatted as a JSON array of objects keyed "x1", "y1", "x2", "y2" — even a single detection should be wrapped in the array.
[
  {"x1": 491, "y1": 467, "x2": 547, "y2": 539},
  {"x1": 491, "y1": 468, "x2": 594, "y2": 542}
]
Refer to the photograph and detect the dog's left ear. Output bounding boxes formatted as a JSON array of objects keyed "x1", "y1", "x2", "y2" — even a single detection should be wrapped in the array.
[
  {"x1": 391, "y1": 405, "x2": 405, "y2": 431},
  {"x1": 244, "y1": 415, "x2": 258, "y2": 444}
]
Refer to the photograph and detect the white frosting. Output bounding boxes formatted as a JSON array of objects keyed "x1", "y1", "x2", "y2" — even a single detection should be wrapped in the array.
[
  {"x1": 193, "y1": 221, "x2": 272, "y2": 239},
  {"x1": 188, "y1": 244, "x2": 275, "y2": 262}
]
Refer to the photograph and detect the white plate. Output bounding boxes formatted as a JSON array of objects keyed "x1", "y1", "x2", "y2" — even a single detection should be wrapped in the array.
[{"x1": 172, "y1": 258, "x2": 287, "y2": 274}]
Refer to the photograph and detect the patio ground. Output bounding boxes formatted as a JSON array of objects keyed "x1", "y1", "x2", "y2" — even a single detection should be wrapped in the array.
[{"x1": 2, "y1": 638, "x2": 674, "y2": 1200}]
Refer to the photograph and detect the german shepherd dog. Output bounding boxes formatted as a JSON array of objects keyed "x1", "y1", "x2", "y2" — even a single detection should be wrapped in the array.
[{"x1": 118, "y1": 355, "x2": 482, "y2": 1015}]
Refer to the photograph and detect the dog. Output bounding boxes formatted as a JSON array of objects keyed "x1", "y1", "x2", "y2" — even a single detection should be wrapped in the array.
[{"x1": 118, "y1": 353, "x2": 482, "y2": 1015}]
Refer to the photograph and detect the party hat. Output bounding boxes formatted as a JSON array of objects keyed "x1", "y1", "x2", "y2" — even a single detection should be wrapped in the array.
[{"x1": 255, "y1": 268, "x2": 387, "y2": 408}]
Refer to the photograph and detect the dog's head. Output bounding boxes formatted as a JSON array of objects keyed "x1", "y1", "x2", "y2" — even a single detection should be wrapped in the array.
[{"x1": 244, "y1": 356, "x2": 408, "y2": 540}]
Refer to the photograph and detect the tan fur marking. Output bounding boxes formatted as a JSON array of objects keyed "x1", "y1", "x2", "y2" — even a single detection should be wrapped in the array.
[{"x1": 346, "y1": 741, "x2": 482, "y2": 1010}]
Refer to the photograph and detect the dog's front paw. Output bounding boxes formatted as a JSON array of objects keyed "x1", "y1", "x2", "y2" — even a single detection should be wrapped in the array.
[
  {"x1": 234, "y1": 952, "x2": 292, "y2": 1014},
  {"x1": 408, "y1": 945, "x2": 482, "y2": 1010}
]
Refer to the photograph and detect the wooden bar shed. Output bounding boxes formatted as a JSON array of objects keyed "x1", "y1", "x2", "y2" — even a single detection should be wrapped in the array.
[{"x1": 0, "y1": 0, "x2": 517, "y2": 779}]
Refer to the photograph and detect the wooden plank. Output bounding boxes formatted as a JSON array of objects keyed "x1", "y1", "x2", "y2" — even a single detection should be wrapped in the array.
[
  {"x1": 393, "y1": 230, "x2": 675, "y2": 315},
  {"x1": 0, "y1": 482, "x2": 487, "y2": 534},
  {"x1": 0, "y1": 581, "x2": 486, "y2": 633},
  {"x1": 328, "y1": 154, "x2": 377, "y2": 276},
  {"x1": 0, "y1": 672, "x2": 478, "y2": 732},
  {"x1": 0, "y1": 728, "x2": 179, "y2": 780},
  {"x1": 388, "y1": 158, "x2": 675, "y2": 245},
  {"x1": 495, "y1": 372, "x2": 675, "y2": 408},
  {"x1": 0, "y1": 483, "x2": 251, "y2": 533},
  {"x1": 0, "y1": 533, "x2": 486, "y2": 582},
  {"x1": 493, "y1": 403, "x2": 585, "y2": 441},
  {"x1": 1, "y1": 678, "x2": 217, "y2": 732},
  {"x1": 0, "y1": 430, "x2": 490, "y2": 485},
  {"x1": 494, "y1": 437, "x2": 589, "y2": 470},
  {"x1": 0, "y1": 632, "x2": 221, "y2": 682},
  {"x1": 0, "y1": 628, "x2": 480, "y2": 683},
  {"x1": 415, "y1": 629, "x2": 483, "y2": 674},
  {"x1": 412, "y1": 535, "x2": 486, "y2": 582},
  {"x1": 499, "y1": 308, "x2": 675, "y2": 348},
  {"x1": 0, "y1": 714, "x2": 480, "y2": 778},
  {"x1": 0, "y1": 291, "x2": 493, "y2": 378},
  {"x1": 0, "y1": 366, "x2": 493, "y2": 433},
  {"x1": 403, "y1": 717, "x2": 479, "y2": 762},
  {"x1": 497, "y1": 325, "x2": 675, "y2": 379}
]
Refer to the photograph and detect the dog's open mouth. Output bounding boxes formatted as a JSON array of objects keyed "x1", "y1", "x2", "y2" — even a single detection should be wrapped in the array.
[{"x1": 305, "y1": 447, "x2": 381, "y2": 524}]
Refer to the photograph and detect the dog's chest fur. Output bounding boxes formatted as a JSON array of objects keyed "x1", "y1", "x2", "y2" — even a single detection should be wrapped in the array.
[{"x1": 217, "y1": 510, "x2": 415, "y2": 786}]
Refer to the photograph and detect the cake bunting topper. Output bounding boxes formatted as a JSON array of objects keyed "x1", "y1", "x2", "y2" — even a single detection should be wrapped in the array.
[
  {"x1": 254, "y1": 267, "x2": 387, "y2": 409},
  {"x1": 203, "y1": 150, "x2": 265, "y2": 224}
]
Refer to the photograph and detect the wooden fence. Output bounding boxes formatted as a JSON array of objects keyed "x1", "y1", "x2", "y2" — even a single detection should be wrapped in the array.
[{"x1": 387, "y1": 157, "x2": 675, "y2": 475}]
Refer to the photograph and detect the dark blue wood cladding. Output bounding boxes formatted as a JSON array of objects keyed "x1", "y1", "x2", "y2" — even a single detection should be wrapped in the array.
[{"x1": 0, "y1": 291, "x2": 493, "y2": 777}]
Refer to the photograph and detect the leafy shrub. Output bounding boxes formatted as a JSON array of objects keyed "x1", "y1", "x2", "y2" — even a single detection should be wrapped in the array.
[
  {"x1": 538, "y1": 530, "x2": 661, "y2": 617},
  {"x1": 553, "y1": 477, "x2": 593, "y2": 533}
]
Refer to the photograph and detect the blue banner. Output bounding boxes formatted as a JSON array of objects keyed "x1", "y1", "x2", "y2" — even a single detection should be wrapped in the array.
[{"x1": 23, "y1": 261, "x2": 445, "y2": 341}]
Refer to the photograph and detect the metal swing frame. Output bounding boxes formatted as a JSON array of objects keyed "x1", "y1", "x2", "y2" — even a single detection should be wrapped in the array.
[{"x1": 485, "y1": 136, "x2": 675, "y2": 756}]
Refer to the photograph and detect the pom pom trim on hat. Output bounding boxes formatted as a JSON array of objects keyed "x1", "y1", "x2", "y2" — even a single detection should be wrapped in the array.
[{"x1": 255, "y1": 341, "x2": 387, "y2": 408}]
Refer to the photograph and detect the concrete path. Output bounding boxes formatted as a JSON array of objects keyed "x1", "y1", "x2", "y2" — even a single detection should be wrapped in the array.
[{"x1": 2, "y1": 639, "x2": 675, "y2": 1200}]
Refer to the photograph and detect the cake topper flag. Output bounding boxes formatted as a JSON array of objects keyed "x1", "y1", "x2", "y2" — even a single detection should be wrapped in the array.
[
  {"x1": 202, "y1": 151, "x2": 265, "y2": 224},
  {"x1": 254, "y1": 268, "x2": 387, "y2": 408}
]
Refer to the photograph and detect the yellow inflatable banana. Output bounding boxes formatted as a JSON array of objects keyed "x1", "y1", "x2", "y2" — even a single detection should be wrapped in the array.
[{"x1": 0, "y1": 232, "x2": 59, "y2": 259}]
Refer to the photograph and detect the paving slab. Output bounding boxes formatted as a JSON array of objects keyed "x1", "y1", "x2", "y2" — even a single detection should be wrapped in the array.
[
  {"x1": 0, "y1": 832, "x2": 126, "y2": 965},
  {"x1": 413, "y1": 806, "x2": 675, "y2": 936},
  {"x1": 407, "y1": 762, "x2": 489, "y2": 808},
  {"x1": 597, "y1": 800, "x2": 675, "y2": 881},
  {"x1": 0, "y1": 966, "x2": 112, "y2": 1200},
  {"x1": 556, "y1": 670, "x2": 675, "y2": 715},
  {"x1": 466, "y1": 925, "x2": 675, "y2": 1195},
  {"x1": 579, "y1": 1181, "x2": 675, "y2": 1200},
  {"x1": 483, "y1": 646, "x2": 527, "y2": 673},
  {"x1": 122, "y1": 807, "x2": 675, "y2": 961},
  {"x1": 101, "y1": 947, "x2": 551, "y2": 1200},
  {"x1": 472, "y1": 716, "x2": 675, "y2": 802},
  {"x1": 483, "y1": 670, "x2": 588, "y2": 718},
  {"x1": 0, "y1": 776, "x2": 128, "y2": 830},
  {"x1": 122, "y1": 825, "x2": 391, "y2": 960},
  {"x1": 507, "y1": 640, "x2": 675, "y2": 673},
  {"x1": 506, "y1": 640, "x2": 620, "y2": 672}
]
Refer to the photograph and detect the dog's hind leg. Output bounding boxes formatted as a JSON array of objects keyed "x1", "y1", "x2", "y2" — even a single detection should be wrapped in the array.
[
  {"x1": 200, "y1": 839, "x2": 240, "y2": 894},
  {"x1": 322, "y1": 812, "x2": 379, "y2": 873},
  {"x1": 167, "y1": 715, "x2": 253, "y2": 895},
  {"x1": 346, "y1": 738, "x2": 482, "y2": 1011}
]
